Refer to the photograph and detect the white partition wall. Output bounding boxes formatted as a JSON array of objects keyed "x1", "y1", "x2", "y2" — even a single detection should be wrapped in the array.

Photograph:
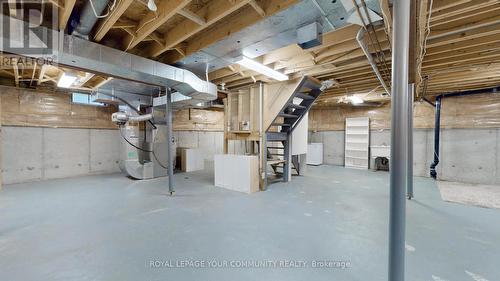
[{"x1": 345, "y1": 117, "x2": 370, "y2": 169}]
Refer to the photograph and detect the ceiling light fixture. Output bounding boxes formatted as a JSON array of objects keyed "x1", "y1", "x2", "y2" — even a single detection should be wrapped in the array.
[
  {"x1": 348, "y1": 95, "x2": 364, "y2": 105},
  {"x1": 147, "y1": 0, "x2": 157, "y2": 11},
  {"x1": 236, "y1": 56, "x2": 288, "y2": 81},
  {"x1": 57, "y1": 73, "x2": 78, "y2": 88}
]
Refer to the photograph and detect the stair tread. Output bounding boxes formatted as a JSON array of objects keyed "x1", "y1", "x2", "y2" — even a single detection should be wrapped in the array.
[
  {"x1": 271, "y1": 123, "x2": 291, "y2": 126},
  {"x1": 295, "y1": 93, "x2": 314, "y2": 100},
  {"x1": 278, "y1": 113, "x2": 299, "y2": 118},
  {"x1": 286, "y1": 103, "x2": 306, "y2": 109},
  {"x1": 274, "y1": 166, "x2": 297, "y2": 170},
  {"x1": 268, "y1": 159, "x2": 286, "y2": 165}
]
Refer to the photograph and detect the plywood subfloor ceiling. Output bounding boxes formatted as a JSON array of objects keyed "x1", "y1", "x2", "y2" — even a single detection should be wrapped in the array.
[
  {"x1": 2, "y1": 0, "x2": 500, "y2": 106},
  {"x1": 0, "y1": 0, "x2": 299, "y2": 90},
  {"x1": 211, "y1": 0, "x2": 500, "y2": 107}
]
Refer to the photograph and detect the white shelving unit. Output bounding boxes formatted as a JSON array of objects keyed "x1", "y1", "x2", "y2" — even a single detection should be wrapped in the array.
[{"x1": 345, "y1": 117, "x2": 369, "y2": 169}]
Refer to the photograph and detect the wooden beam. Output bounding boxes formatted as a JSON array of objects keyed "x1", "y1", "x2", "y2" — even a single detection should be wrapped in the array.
[
  {"x1": 432, "y1": 0, "x2": 472, "y2": 12},
  {"x1": 59, "y1": 0, "x2": 76, "y2": 30},
  {"x1": 12, "y1": 59, "x2": 19, "y2": 87},
  {"x1": 37, "y1": 64, "x2": 48, "y2": 85},
  {"x1": 148, "y1": 0, "x2": 253, "y2": 58},
  {"x1": 110, "y1": 18, "x2": 137, "y2": 29},
  {"x1": 8, "y1": 0, "x2": 17, "y2": 17},
  {"x1": 429, "y1": 13, "x2": 500, "y2": 40},
  {"x1": 177, "y1": 8, "x2": 207, "y2": 25},
  {"x1": 93, "y1": 0, "x2": 134, "y2": 41},
  {"x1": 379, "y1": 0, "x2": 392, "y2": 43},
  {"x1": 123, "y1": 0, "x2": 191, "y2": 50},
  {"x1": 249, "y1": 0, "x2": 266, "y2": 17},
  {"x1": 48, "y1": 0, "x2": 64, "y2": 9},
  {"x1": 156, "y1": 0, "x2": 301, "y2": 63},
  {"x1": 92, "y1": 77, "x2": 113, "y2": 90}
]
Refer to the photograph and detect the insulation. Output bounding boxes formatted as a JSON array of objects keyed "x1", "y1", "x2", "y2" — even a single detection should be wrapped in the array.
[
  {"x1": 173, "y1": 108, "x2": 224, "y2": 131},
  {"x1": 309, "y1": 93, "x2": 500, "y2": 131},
  {"x1": 0, "y1": 86, "x2": 117, "y2": 129}
]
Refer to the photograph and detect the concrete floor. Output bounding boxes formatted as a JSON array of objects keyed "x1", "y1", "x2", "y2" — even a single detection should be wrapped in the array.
[
  {"x1": 1, "y1": 166, "x2": 499, "y2": 281},
  {"x1": 438, "y1": 180, "x2": 500, "y2": 209}
]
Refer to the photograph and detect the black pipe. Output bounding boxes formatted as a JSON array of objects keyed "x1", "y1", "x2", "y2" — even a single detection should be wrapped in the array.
[
  {"x1": 429, "y1": 85, "x2": 500, "y2": 179},
  {"x1": 422, "y1": 97, "x2": 435, "y2": 107},
  {"x1": 441, "y1": 86, "x2": 500, "y2": 98},
  {"x1": 430, "y1": 95, "x2": 442, "y2": 179}
]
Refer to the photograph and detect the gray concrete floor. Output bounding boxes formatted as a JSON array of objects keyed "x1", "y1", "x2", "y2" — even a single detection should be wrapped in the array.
[
  {"x1": 438, "y1": 180, "x2": 500, "y2": 209},
  {"x1": 1, "y1": 165, "x2": 499, "y2": 281}
]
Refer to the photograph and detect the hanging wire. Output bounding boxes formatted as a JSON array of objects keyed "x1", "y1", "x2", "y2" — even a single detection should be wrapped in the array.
[
  {"x1": 351, "y1": 0, "x2": 391, "y2": 85},
  {"x1": 417, "y1": 0, "x2": 435, "y2": 95},
  {"x1": 88, "y1": 0, "x2": 117, "y2": 19}
]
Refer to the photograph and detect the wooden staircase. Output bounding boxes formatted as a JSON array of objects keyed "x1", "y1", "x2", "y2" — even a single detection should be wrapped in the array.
[{"x1": 264, "y1": 76, "x2": 324, "y2": 188}]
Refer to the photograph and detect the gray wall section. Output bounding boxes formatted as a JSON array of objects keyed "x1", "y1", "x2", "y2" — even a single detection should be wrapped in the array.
[
  {"x1": 173, "y1": 131, "x2": 224, "y2": 161},
  {"x1": 2, "y1": 127, "x2": 120, "y2": 184},
  {"x1": 5, "y1": 127, "x2": 500, "y2": 185},
  {"x1": 311, "y1": 128, "x2": 500, "y2": 185}
]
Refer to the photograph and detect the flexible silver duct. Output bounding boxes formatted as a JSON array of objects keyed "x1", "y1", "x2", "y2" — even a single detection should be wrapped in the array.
[
  {"x1": 72, "y1": 0, "x2": 110, "y2": 39},
  {"x1": 356, "y1": 27, "x2": 391, "y2": 95}
]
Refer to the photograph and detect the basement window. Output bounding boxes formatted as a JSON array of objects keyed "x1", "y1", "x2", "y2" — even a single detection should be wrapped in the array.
[{"x1": 71, "y1": 93, "x2": 104, "y2": 106}]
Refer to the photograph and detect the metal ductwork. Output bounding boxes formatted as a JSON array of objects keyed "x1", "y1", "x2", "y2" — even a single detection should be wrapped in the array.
[
  {"x1": 0, "y1": 15, "x2": 217, "y2": 101},
  {"x1": 356, "y1": 27, "x2": 391, "y2": 96},
  {"x1": 72, "y1": 0, "x2": 110, "y2": 39},
  {"x1": 297, "y1": 22, "x2": 323, "y2": 49}
]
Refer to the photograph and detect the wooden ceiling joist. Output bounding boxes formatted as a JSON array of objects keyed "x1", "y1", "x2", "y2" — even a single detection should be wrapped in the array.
[
  {"x1": 93, "y1": 0, "x2": 134, "y2": 42},
  {"x1": 59, "y1": 0, "x2": 76, "y2": 30},
  {"x1": 249, "y1": 0, "x2": 266, "y2": 17},
  {"x1": 156, "y1": 0, "x2": 300, "y2": 63},
  {"x1": 147, "y1": 0, "x2": 254, "y2": 58},
  {"x1": 177, "y1": 8, "x2": 207, "y2": 26},
  {"x1": 123, "y1": 0, "x2": 192, "y2": 51},
  {"x1": 37, "y1": 64, "x2": 48, "y2": 86}
]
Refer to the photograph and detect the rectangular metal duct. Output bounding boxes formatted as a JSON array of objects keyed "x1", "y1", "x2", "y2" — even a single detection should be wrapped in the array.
[
  {"x1": 0, "y1": 15, "x2": 217, "y2": 101},
  {"x1": 297, "y1": 22, "x2": 323, "y2": 49}
]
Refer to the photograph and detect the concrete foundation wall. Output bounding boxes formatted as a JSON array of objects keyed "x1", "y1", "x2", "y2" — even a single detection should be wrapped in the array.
[
  {"x1": 310, "y1": 128, "x2": 500, "y2": 185},
  {"x1": 173, "y1": 131, "x2": 224, "y2": 161},
  {"x1": 2, "y1": 126, "x2": 120, "y2": 184}
]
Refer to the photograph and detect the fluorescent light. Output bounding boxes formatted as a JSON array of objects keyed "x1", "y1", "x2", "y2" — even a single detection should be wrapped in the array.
[
  {"x1": 57, "y1": 73, "x2": 77, "y2": 88},
  {"x1": 236, "y1": 56, "x2": 288, "y2": 81},
  {"x1": 348, "y1": 95, "x2": 364, "y2": 105}
]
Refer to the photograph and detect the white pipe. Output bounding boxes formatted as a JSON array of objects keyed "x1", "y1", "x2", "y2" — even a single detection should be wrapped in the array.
[{"x1": 356, "y1": 28, "x2": 391, "y2": 96}]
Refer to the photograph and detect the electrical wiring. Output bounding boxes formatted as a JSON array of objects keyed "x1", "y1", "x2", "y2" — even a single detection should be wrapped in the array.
[
  {"x1": 119, "y1": 125, "x2": 169, "y2": 170},
  {"x1": 119, "y1": 126, "x2": 152, "y2": 153},
  {"x1": 417, "y1": 0, "x2": 434, "y2": 94},
  {"x1": 89, "y1": 0, "x2": 117, "y2": 19}
]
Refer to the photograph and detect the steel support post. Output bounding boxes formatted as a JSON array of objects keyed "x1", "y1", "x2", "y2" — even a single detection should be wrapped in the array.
[
  {"x1": 283, "y1": 133, "x2": 292, "y2": 182},
  {"x1": 166, "y1": 88, "x2": 174, "y2": 195},
  {"x1": 388, "y1": 0, "x2": 411, "y2": 280},
  {"x1": 407, "y1": 84, "x2": 414, "y2": 199}
]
